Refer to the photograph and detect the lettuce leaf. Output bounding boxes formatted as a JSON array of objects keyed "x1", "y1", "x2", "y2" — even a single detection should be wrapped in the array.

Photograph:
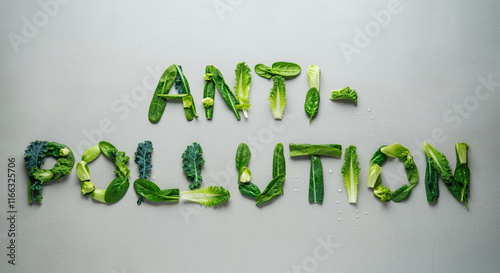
[{"x1": 269, "y1": 76, "x2": 286, "y2": 119}]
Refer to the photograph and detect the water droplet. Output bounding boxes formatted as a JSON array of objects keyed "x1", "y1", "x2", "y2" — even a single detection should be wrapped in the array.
[
  {"x1": 294, "y1": 175, "x2": 298, "y2": 179},
  {"x1": 367, "y1": 107, "x2": 371, "y2": 112},
  {"x1": 338, "y1": 218, "x2": 341, "y2": 221},
  {"x1": 355, "y1": 209, "x2": 359, "y2": 213},
  {"x1": 338, "y1": 189, "x2": 342, "y2": 193},
  {"x1": 294, "y1": 189, "x2": 298, "y2": 192},
  {"x1": 328, "y1": 168, "x2": 333, "y2": 174},
  {"x1": 358, "y1": 112, "x2": 361, "y2": 115},
  {"x1": 338, "y1": 210, "x2": 341, "y2": 214},
  {"x1": 336, "y1": 201, "x2": 341, "y2": 204},
  {"x1": 364, "y1": 211, "x2": 368, "y2": 215},
  {"x1": 370, "y1": 116, "x2": 374, "y2": 120},
  {"x1": 356, "y1": 215, "x2": 360, "y2": 218},
  {"x1": 347, "y1": 137, "x2": 350, "y2": 140},
  {"x1": 358, "y1": 133, "x2": 362, "y2": 136}
]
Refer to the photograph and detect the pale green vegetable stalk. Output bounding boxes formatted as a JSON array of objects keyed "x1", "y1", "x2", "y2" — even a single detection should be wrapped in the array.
[
  {"x1": 180, "y1": 186, "x2": 230, "y2": 207},
  {"x1": 341, "y1": 145, "x2": 360, "y2": 203},
  {"x1": 234, "y1": 62, "x2": 252, "y2": 118},
  {"x1": 269, "y1": 76, "x2": 286, "y2": 119},
  {"x1": 308, "y1": 65, "x2": 320, "y2": 90}
]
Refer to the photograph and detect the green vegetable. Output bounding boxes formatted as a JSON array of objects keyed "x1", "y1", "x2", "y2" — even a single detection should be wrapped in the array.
[
  {"x1": 104, "y1": 177, "x2": 130, "y2": 204},
  {"x1": 238, "y1": 183, "x2": 261, "y2": 199},
  {"x1": 134, "y1": 141, "x2": 153, "y2": 204},
  {"x1": 156, "y1": 94, "x2": 188, "y2": 99},
  {"x1": 180, "y1": 186, "x2": 230, "y2": 207},
  {"x1": 369, "y1": 146, "x2": 388, "y2": 165},
  {"x1": 254, "y1": 62, "x2": 301, "y2": 79},
  {"x1": 381, "y1": 143, "x2": 419, "y2": 184},
  {"x1": 203, "y1": 65, "x2": 216, "y2": 119},
  {"x1": 148, "y1": 64, "x2": 177, "y2": 123},
  {"x1": 76, "y1": 161, "x2": 91, "y2": 182},
  {"x1": 289, "y1": 143, "x2": 342, "y2": 157},
  {"x1": 91, "y1": 189, "x2": 106, "y2": 203},
  {"x1": 367, "y1": 163, "x2": 381, "y2": 188},
  {"x1": 373, "y1": 177, "x2": 392, "y2": 202},
  {"x1": 423, "y1": 142, "x2": 461, "y2": 202},
  {"x1": 330, "y1": 86, "x2": 358, "y2": 104},
  {"x1": 391, "y1": 184, "x2": 416, "y2": 202},
  {"x1": 341, "y1": 145, "x2": 360, "y2": 204},
  {"x1": 304, "y1": 88, "x2": 320, "y2": 123},
  {"x1": 307, "y1": 65, "x2": 321, "y2": 90},
  {"x1": 255, "y1": 175, "x2": 286, "y2": 206},
  {"x1": 174, "y1": 64, "x2": 198, "y2": 121},
  {"x1": 24, "y1": 141, "x2": 75, "y2": 203},
  {"x1": 82, "y1": 145, "x2": 101, "y2": 163},
  {"x1": 309, "y1": 155, "x2": 324, "y2": 203},
  {"x1": 239, "y1": 167, "x2": 252, "y2": 183},
  {"x1": 269, "y1": 76, "x2": 287, "y2": 119},
  {"x1": 455, "y1": 142, "x2": 469, "y2": 166},
  {"x1": 207, "y1": 65, "x2": 241, "y2": 120},
  {"x1": 455, "y1": 142, "x2": 470, "y2": 208},
  {"x1": 272, "y1": 143, "x2": 286, "y2": 178},
  {"x1": 234, "y1": 62, "x2": 252, "y2": 118},
  {"x1": 235, "y1": 143, "x2": 252, "y2": 181},
  {"x1": 424, "y1": 154, "x2": 439, "y2": 202},
  {"x1": 133, "y1": 178, "x2": 179, "y2": 202},
  {"x1": 182, "y1": 142, "x2": 205, "y2": 190}
]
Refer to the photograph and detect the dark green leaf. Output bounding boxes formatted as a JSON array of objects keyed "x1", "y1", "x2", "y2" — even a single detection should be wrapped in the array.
[
  {"x1": 209, "y1": 65, "x2": 241, "y2": 120},
  {"x1": 304, "y1": 87, "x2": 320, "y2": 123},
  {"x1": 235, "y1": 143, "x2": 251, "y2": 181},
  {"x1": 254, "y1": 64, "x2": 273, "y2": 78},
  {"x1": 271, "y1": 62, "x2": 301, "y2": 78},
  {"x1": 370, "y1": 146, "x2": 388, "y2": 165},
  {"x1": 391, "y1": 184, "x2": 416, "y2": 202},
  {"x1": 454, "y1": 163, "x2": 470, "y2": 205},
  {"x1": 203, "y1": 65, "x2": 216, "y2": 119},
  {"x1": 425, "y1": 154, "x2": 439, "y2": 202},
  {"x1": 309, "y1": 155, "x2": 324, "y2": 203},
  {"x1": 289, "y1": 143, "x2": 342, "y2": 157},
  {"x1": 99, "y1": 141, "x2": 118, "y2": 158},
  {"x1": 135, "y1": 141, "x2": 153, "y2": 179},
  {"x1": 174, "y1": 64, "x2": 198, "y2": 121},
  {"x1": 182, "y1": 142, "x2": 205, "y2": 190},
  {"x1": 239, "y1": 182, "x2": 261, "y2": 199},
  {"x1": 273, "y1": 143, "x2": 286, "y2": 178},
  {"x1": 148, "y1": 64, "x2": 177, "y2": 123},
  {"x1": 256, "y1": 174, "x2": 286, "y2": 206},
  {"x1": 134, "y1": 178, "x2": 179, "y2": 202},
  {"x1": 104, "y1": 177, "x2": 130, "y2": 203}
]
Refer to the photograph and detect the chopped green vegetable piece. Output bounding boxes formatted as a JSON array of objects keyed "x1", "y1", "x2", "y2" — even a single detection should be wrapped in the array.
[
  {"x1": 272, "y1": 143, "x2": 286, "y2": 178},
  {"x1": 373, "y1": 178, "x2": 392, "y2": 202},
  {"x1": 133, "y1": 178, "x2": 179, "y2": 202},
  {"x1": 330, "y1": 86, "x2": 358, "y2": 104},
  {"x1": 234, "y1": 62, "x2": 252, "y2": 118},
  {"x1": 309, "y1": 155, "x2": 324, "y2": 203},
  {"x1": 239, "y1": 183, "x2": 261, "y2": 199},
  {"x1": 82, "y1": 145, "x2": 101, "y2": 163},
  {"x1": 103, "y1": 177, "x2": 130, "y2": 204},
  {"x1": 304, "y1": 87, "x2": 320, "y2": 123},
  {"x1": 269, "y1": 76, "x2": 287, "y2": 119},
  {"x1": 307, "y1": 65, "x2": 321, "y2": 91},
  {"x1": 423, "y1": 142, "x2": 461, "y2": 202},
  {"x1": 203, "y1": 65, "x2": 216, "y2": 119},
  {"x1": 209, "y1": 65, "x2": 241, "y2": 120},
  {"x1": 391, "y1": 184, "x2": 416, "y2": 202},
  {"x1": 148, "y1": 64, "x2": 177, "y2": 123},
  {"x1": 256, "y1": 174, "x2": 286, "y2": 206},
  {"x1": 367, "y1": 163, "x2": 381, "y2": 188},
  {"x1": 425, "y1": 154, "x2": 439, "y2": 202},
  {"x1": 182, "y1": 142, "x2": 205, "y2": 190}
]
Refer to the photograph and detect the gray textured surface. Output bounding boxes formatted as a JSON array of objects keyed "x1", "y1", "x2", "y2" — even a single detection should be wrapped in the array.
[{"x1": 1, "y1": 0, "x2": 499, "y2": 272}]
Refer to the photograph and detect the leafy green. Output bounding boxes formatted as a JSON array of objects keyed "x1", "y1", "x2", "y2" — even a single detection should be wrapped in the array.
[
  {"x1": 289, "y1": 143, "x2": 342, "y2": 157},
  {"x1": 135, "y1": 141, "x2": 153, "y2": 180},
  {"x1": 455, "y1": 143, "x2": 469, "y2": 166},
  {"x1": 112, "y1": 151, "x2": 130, "y2": 178},
  {"x1": 272, "y1": 143, "x2": 286, "y2": 178},
  {"x1": 373, "y1": 180, "x2": 392, "y2": 202},
  {"x1": 425, "y1": 154, "x2": 439, "y2": 202},
  {"x1": 234, "y1": 62, "x2": 252, "y2": 118},
  {"x1": 367, "y1": 163, "x2": 381, "y2": 188},
  {"x1": 91, "y1": 189, "x2": 106, "y2": 203},
  {"x1": 304, "y1": 88, "x2": 320, "y2": 123},
  {"x1": 254, "y1": 62, "x2": 301, "y2": 79},
  {"x1": 330, "y1": 86, "x2": 358, "y2": 104},
  {"x1": 207, "y1": 65, "x2": 241, "y2": 120},
  {"x1": 239, "y1": 183, "x2": 261, "y2": 199},
  {"x1": 239, "y1": 167, "x2": 252, "y2": 183},
  {"x1": 256, "y1": 175, "x2": 286, "y2": 206},
  {"x1": 148, "y1": 64, "x2": 177, "y2": 123},
  {"x1": 341, "y1": 145, "x2": 360, "y2": 204},
  {"x1": 235, "y1": 143, "x2": 251, "y2": 181},
  {"x1": 269, "y1": 76, "x2": 287, "y2": 119},
  {"x1": 203, "y1": 65, "x2": 216, "y2": 119},
  {"x1": 455, "y1": 142, "x2": 470, "y2": 208},
  {"x1": 174, "y1": 64, "x2": 198, "y2": 121},
  {"x1": 182, "y1": 142, "x2": 205, "y2": 190},
  {"x1": 391, "y1": 184, "x2": 416, "y2": 202},
  {"x1": 381, "y1": 143, "x2": 419, "y2": 184},
  {"x1": 133, "y1": 178, "x2": 179, "y2": 202},
  {"x1": 180, "y1": 186, "x2": 230, "y2": 207},
  {"x1": 423, "y1": 142, "x2": 461, "y2": 202},
  {"x1": 98, "y1": 141, "x2": 118, "y2": 158},
  {"x1": 104, "y1": 176, "x2": 130, "y2": 204},
  {"x1": 370, "y1": 146, "x2": 388, "y2": 165},
  {"x1": 309, "y1": 155, "x2": 324, "y2": 203},
  {"x1": 76, "y1": 161, "x2": 91, "y2": 181},
  {"x1": 307, "y1": 65, "x2": 321, "y2": 90},
  {"x1": 82, "y1": 145, "x2": 101, "y2": 163}
]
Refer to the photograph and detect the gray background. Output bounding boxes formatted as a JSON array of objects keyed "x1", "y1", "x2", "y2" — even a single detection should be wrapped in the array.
[{"x1": 1, "y1": 0, "x2": 500, "y2": 272}]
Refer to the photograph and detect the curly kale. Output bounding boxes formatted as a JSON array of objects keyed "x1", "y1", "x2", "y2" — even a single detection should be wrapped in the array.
[
  {"x1": 135, "y1": 141, "x2": 154, "y2": 205},
  {"x1": 24, "y1": 141, "x2": 49, "y2": 203},
  {"x1": 182, "y1": 142, "x2": 205, "y2": 190}
]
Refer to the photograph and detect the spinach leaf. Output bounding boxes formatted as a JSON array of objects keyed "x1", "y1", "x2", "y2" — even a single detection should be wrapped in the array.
[
  {"x1": 235, "y1": 143, "x2": 251, "y2": 181},
  {"x1": 289, "y1": 143, "x2": 342, "y2": 157},
  {"x1": 99, "y1": 141, "x2": 118, "y2": 158},
  {"x1": 134, "y1": 178, "x2": 179, "y2": 202},
  {"x1": 271, "y1": 62, "x2": 301, "y2": 78},
  {"x1": 455, "y1": 163, "x2": 470, "y2": 204},
  {"x1": 104, "y1": 176, "x2": 130, "y2": 204},
  {"x1": 254, "y1": 64, "x2": 273, "y2": 78},
  {"x1": 209, "y1": 65, "x2": 241, "y2": 120},
  {"x1": 272, "y1": 143, "x2": 286, "y2": 178},
  {"x1": 309, "y1": 155, "x2": 324, "y2": 203},
  {"x1": 174, "y1": 64, "x2": 198, "y2": 121},
  {"x1": 369, "y1": 146, "x2": 388, "y2": 165},
  {"x1": 391, "y1": 184, "x2": 416, "y2": 202},
  {"x1": 425, "y1": 154, "x2": 439, "y2": 202},
  {"x1": 255, "y1": 174, "x2": 286, "y2": 206},
  {"x1": 304, "y1": 87, "x2": 320, "y2": 123},
  {"x1": 238, "y1": 182, "x2": 261, "y2": 199},
  {"x1": 148, "y1": 64, "x2": 177, "y2": 123},
  {"x1": 203, "y1": 65, "x2": 216, "y2": 119}
]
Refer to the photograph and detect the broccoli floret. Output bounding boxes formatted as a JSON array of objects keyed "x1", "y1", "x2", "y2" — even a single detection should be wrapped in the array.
[
  {"x1": 374, "y1": 184, "x2": 392, "y2": 202},
  {"x1": 329, "y1": 86, "x2": 358, "y2": 104}
]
